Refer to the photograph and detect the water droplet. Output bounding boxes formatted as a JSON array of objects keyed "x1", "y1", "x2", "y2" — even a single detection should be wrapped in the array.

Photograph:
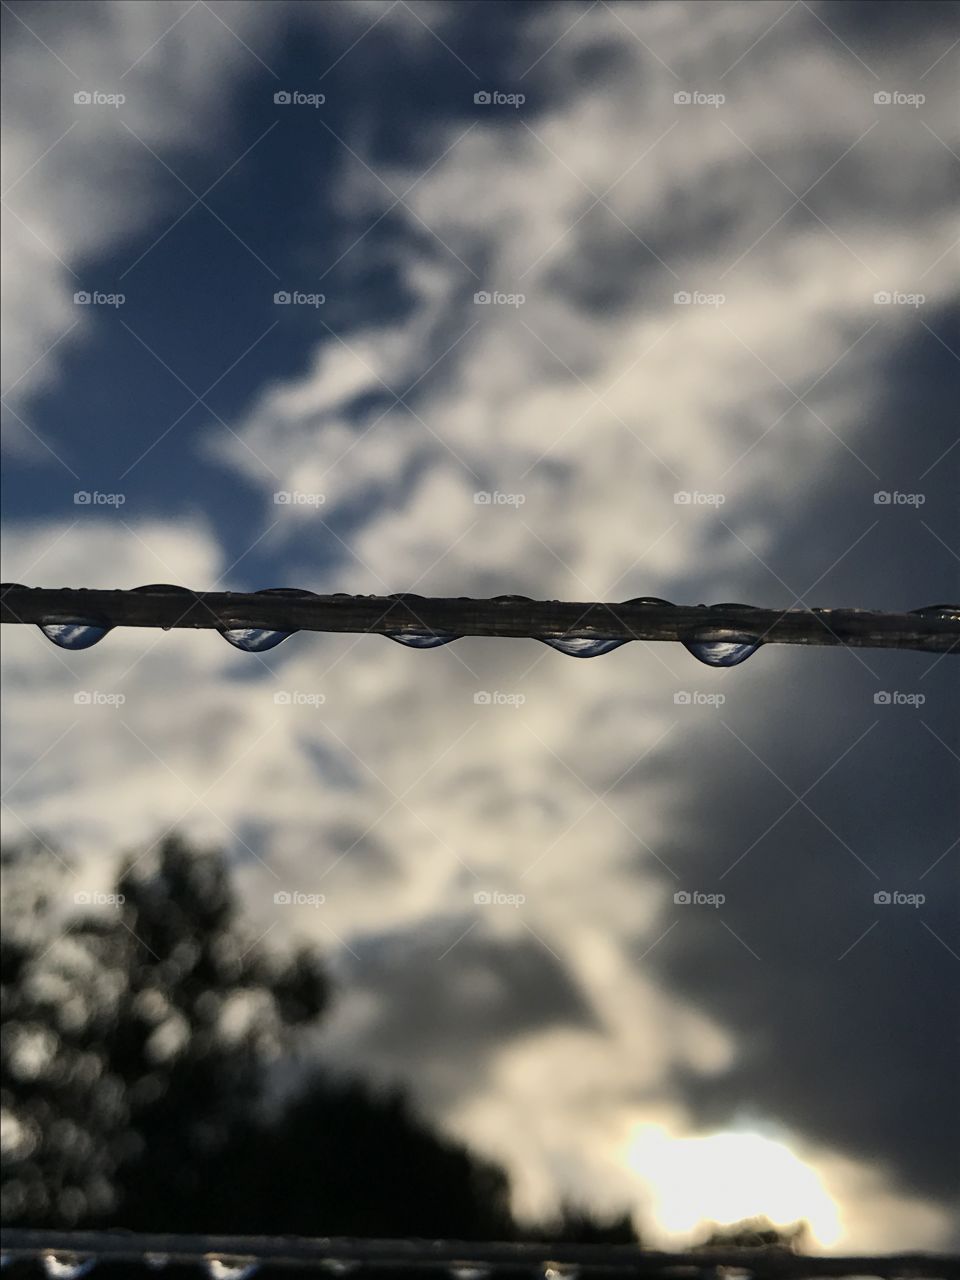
[
  {"x1": 219, "y1": 628, "x2": 294, "y2": 652},
  {"x1": 39, "y1": 622, "x2": 111, "y2": 650},
  {"x1": 321, "y1": 1263, "x2": 360, "y2": 1277},
  {"x1": 542, "y1": 1265, "x2": 580, "y2": 1280},
  {"x1": 911, "y1": 603, "x2": 960, "y2": 620},
  {"x1": 42, "y1": 1256, "x2": 96, "y2": 1279},
  {"x1": 683, "y1": 633, "x2": 761, "y2": 667},
  {"x1": 0, "y1": 1255, "x2": 10, "y2": 1272},
  {"x1": 538, "y1": 635, "x2": 629, "y2": 657},
  {"x1": 448, "y1": 1266, "x2": 491, "y2": 1280},
  {"x1": 385, "y1": 631, "x2": 459, "y2": 648},
  {"x1": 144, "y1": 1255, "x2": 169, "y2": 1271},
  {"x1": 204, "y1": 1258, "x2": 259, "y2": 1280},
  {"x1": 132, "y1": 584, "x2": 193, "y2": 594}
]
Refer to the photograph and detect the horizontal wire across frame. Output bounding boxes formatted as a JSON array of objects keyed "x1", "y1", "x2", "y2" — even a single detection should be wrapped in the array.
[
  {"x1": 3, "y1": 1231, "x2": 960, "y2": 1278},
  {"x1": 1, "y1": 586, "x2": 959, "y2": 655}
]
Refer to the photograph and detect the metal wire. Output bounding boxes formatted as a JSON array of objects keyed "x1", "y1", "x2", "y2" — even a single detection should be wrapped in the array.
[
  {"x1": 1, "y1": 586, "x2": 958, "y2": 657},
  {"x1": 3, "y1": 1230, "x2": 959, "y2": 1278}
]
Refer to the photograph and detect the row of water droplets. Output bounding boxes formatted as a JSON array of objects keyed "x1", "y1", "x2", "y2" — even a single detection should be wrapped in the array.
[
  {"x1": 8, "y1": 584, "x2": 958, "y2": 670},
  {"x1": 2, "y1": 1251, "x2": 590, "y2": 1278}
]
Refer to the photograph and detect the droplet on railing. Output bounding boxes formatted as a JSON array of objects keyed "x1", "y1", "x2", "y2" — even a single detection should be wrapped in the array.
[
  {"x1": 541, "y1": 1264, "x2": 580, "y2": 1279},
  {"x1": 385, "y1": 631, "x2": 460, "y2": 648},
  {"x1": 538, "y1": 636, "x2": 628, "y2": 657},
  {"x1": 39, "y1": 623, "x2": 111, "y2": 650},
  {"x1": 320, "y1": 1262, "x2": 360, "y2": 1276},
  {"x1": 41, "y1": 1255, "x2": 96, "y2": 1279},
  {"x1": 911, "y1": 603, "x2": 960, "y2": 619},
  {"x1": 447, "y1": 1265, "x2": 491, "y2": 1280},
  {"x1": 682, "y1": 633, "x2": 761, "y2": 667},
  {"x1": 204, "y1": 1257, "x2": 259, "y2": 1279},
  {"x1": 219, "y1": 628, "x2": 294, "y2": 652},
  {"x1": 143, "y1": 1254, "x2": 170, "y2": 1270}
]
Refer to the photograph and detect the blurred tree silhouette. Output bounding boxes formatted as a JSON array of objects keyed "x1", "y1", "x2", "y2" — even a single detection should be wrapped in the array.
[{"x1": 0, "y1": 835, "x2": 631, "y2": 1242}]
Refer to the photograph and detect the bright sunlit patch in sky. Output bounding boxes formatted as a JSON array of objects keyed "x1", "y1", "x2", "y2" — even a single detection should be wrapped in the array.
[{"x1": 627, "y1": 1124, "x2": 842, "y2": 1246}]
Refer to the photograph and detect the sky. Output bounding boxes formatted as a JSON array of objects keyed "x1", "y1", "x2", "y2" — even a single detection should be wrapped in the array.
[{"x1": 1, "y1": 0, "x2": 958, "y2": 1251}]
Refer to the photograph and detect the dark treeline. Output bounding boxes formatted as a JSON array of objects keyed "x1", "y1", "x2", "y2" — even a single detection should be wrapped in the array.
[{"x1": 0, "y1": 835, "x2": 802, "y2": 1249}]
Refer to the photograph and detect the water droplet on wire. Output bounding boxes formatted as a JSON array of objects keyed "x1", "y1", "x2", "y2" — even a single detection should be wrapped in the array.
[
  {"x1": 219, "y1": 628, "x2": 293, "y2": 652},
  {"x1": 144, "y1": 1255, "x2": 170, "y2": 1271},
  {"x1": 448, "y1": 1266, "x2": 491, "y2": 1280},
  {"x1": 385, "y1": 630, "x2": 460, "y2": 648},
  {"x1": 204, "y1": 1258, "x2": 259, "y2": 1280},
  {"x1": 321, "y1": 1262, "x2": 360, "y2": 1277},
  {"x1": 538, "y1": 636, "x2": 628, "y2": 657},
  {"x1": 683, "y1": 634, "x2": 761, "y2": 667},
  {"x1": 39, "y1": 623, "x2": 111, "y2": 650},
  {"x1": 42, "y1": 1256, "x2": 96, "y2": 1279}
]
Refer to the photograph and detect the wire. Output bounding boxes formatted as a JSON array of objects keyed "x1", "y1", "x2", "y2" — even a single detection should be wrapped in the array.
[
  {"x1": 1, "y1": 585, "x2": 957, "y2": 664},
  {"x1": 3, "y1": 1230, "x2": 959, "y2": 1278}
]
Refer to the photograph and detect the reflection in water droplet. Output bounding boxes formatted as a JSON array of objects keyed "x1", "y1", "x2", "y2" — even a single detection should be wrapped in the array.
[
  {"x1": 911, "y1": 603, "x2": 960, "y2": 620},
  {"x1": 683, "y1": 634, "x2": 761, "y2": 667},
  {"x1": 144, "y1": 1255, "x2": 169, "y2": 1271},
  {"x1": 542, "y1": 1265, "x2": 580, "y2": 1280},
  {"x1": 385, "y1": 631, "x2": 459, "y2": 649},
  {"x1": 219, "y1": 628, "x2": 294, "y2": 652},
  {"x1": 204, "y1": 1258, "x2": 259, "y2": 1280},
  {"x1": 538, "y1": 636, "x2": 628, "y2": 658},
  {"x1": 42, "y1": 1256, "x2": 96, "y2": 1279},
  {"x1": 39, "y1": 623, "x2": 111, "y2": 650},
  {"x1": 448, "y1": 1266, "x2": 491, "y2": 1280}
]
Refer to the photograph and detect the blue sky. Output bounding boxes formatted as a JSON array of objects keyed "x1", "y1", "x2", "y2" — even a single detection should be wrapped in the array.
[{"x1": 2, "y1": 0, "x2": 958, "y2": 1249}]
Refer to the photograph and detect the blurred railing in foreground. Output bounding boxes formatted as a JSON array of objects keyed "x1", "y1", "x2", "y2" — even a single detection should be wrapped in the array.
[{"x1": 2, "y1": 1232, "x2": 958, "y2": 1279}]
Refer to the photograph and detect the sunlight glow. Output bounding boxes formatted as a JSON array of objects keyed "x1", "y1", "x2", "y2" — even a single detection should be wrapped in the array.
[{"x1": 627, "y1": 1124, "x2": 842, "y2": 1247}]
